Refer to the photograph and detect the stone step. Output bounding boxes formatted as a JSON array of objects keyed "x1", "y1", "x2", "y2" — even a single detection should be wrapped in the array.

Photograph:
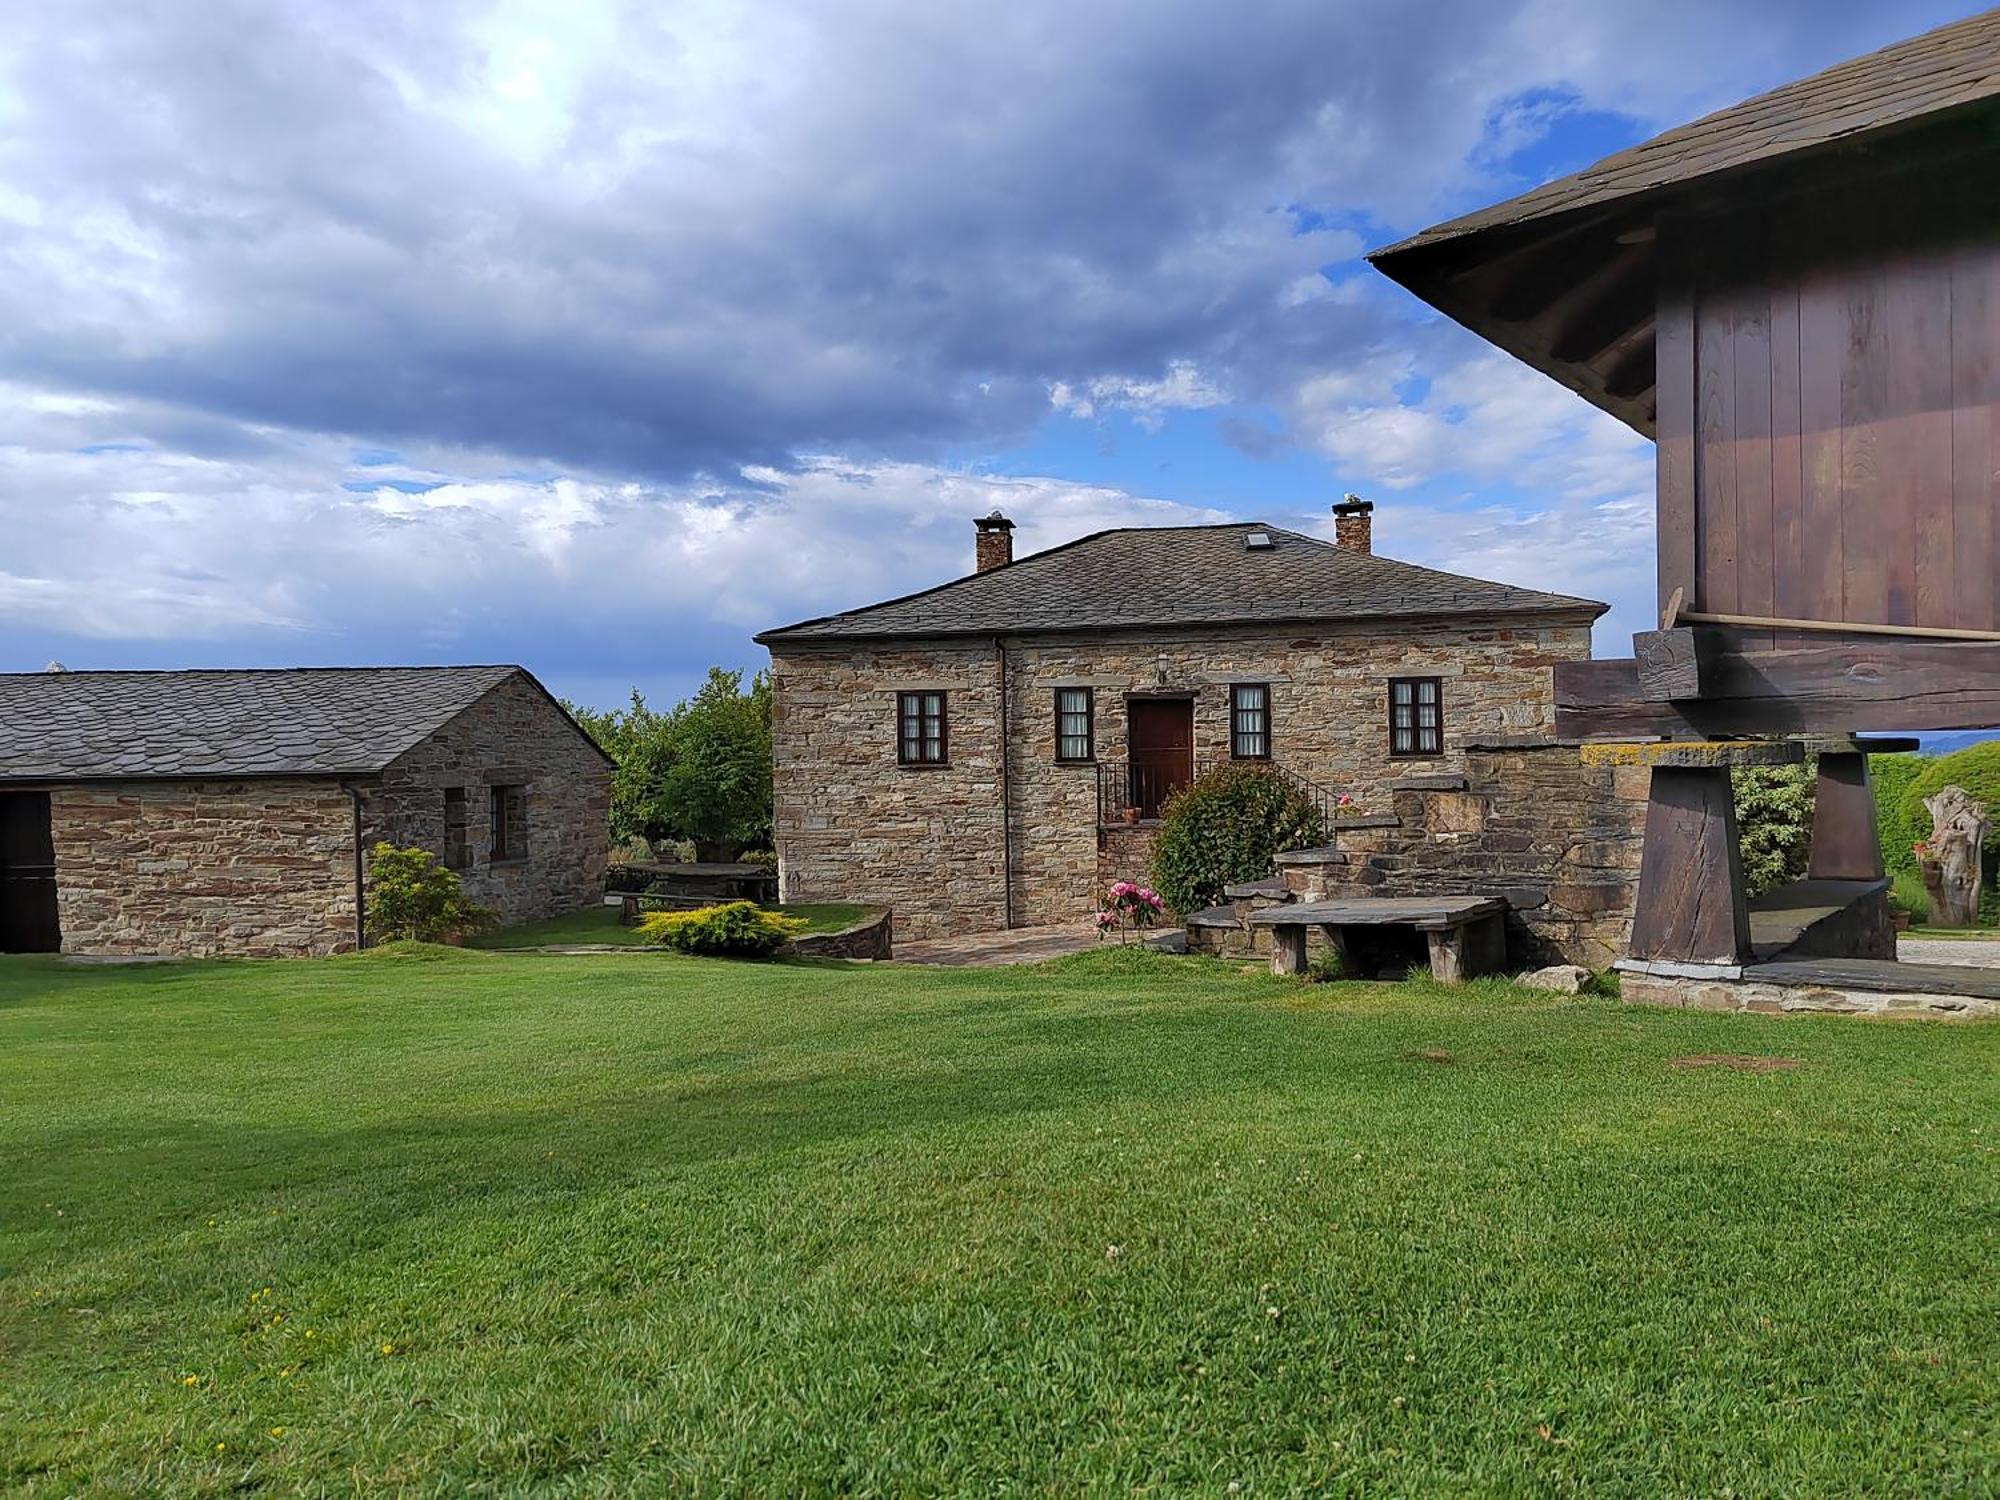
[{"x1": 1222, "y1": 877, "x2": 1291, "y2": 901}]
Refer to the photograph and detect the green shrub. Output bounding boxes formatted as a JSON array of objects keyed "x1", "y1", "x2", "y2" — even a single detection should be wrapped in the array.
[
  {"x1": 1899, "y1": 741, "x2": 2000, "y2": 849},
  {"x1": 1149, "y1": 763, "x2": 1328, "y2": 918},
  {"x1": 636, "y1": 901, "x2": 805, "y2": 957},
  {"x1": 1731, "y1": 763, "x2": 1815, "y2": 899},
  {"x1": 1870, "y1": 753, "x2": 1930, "y2": 875},
  {"x1": 365, "y1": 843, "x2": 495, "y2": 944}
]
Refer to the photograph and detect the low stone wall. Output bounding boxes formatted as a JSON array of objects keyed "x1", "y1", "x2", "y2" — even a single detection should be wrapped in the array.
[
  {"x1": 781, "y1": 908, "x2": 893, "y2": 961},
  {"x1": 1096, "y1": 823, "x2": 1162, "y2": 903},
  {"x1": 1190, "y1": 743, "x2": 1648, "y2": 970}
]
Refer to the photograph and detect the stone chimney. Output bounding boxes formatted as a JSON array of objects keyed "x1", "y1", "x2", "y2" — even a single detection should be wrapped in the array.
[
  {"x1": 1332, "y1": 494, "x2": 1374, "y2": 554},
  {"x1": 974, "y1": 509, "x2": 1016, "y2": 572}
]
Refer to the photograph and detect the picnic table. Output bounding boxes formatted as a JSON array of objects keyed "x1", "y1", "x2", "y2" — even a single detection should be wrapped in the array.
[{"x1": 1248, "y1": 896, "x2": 1509, "y2": 981}]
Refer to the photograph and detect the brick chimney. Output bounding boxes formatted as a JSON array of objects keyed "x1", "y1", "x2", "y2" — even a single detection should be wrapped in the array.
[
  {"x1": 974, "y1": 509, "x2": 1016, "y2": 572},
  {"x1": 1332, "y1": 494, "x2": 1373, "y2": 554}
]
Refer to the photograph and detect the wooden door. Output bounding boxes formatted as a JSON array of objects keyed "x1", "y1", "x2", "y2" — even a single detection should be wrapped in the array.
[
  {"x1": 1127, "y1": 699, "x2": 1194, "y2": 819},
  {"x1": 0, "y1": 792, "x2": 60, "y2": 954}
]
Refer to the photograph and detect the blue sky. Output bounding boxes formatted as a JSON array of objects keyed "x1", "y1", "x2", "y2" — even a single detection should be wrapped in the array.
[{"x1": 0, "y1": 0, "x2": 1981, "y2": 712}]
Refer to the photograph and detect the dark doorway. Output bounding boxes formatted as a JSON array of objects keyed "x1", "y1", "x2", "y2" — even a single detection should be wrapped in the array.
[
  {"x1": 1127, "y1": 698, "x2": 1195, "y2": 819},
  {"x1": 0, "y1": 792, "x2": 60, "y2": 954}
]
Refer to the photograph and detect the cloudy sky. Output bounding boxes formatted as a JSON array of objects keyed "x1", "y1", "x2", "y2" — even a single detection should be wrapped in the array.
[{"x1": 0, "y1": 0, "x2": 1977, "y2": 710}]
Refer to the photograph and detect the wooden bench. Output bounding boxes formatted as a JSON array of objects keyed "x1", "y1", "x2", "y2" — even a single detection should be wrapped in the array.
[{"x1": 1248, "y1": 896, "x2": 1509, "y2": 981}]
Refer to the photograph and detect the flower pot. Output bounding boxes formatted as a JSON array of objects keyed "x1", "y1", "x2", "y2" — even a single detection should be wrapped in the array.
[{"x1": 1121, "y1": 807, "x2": 1140, "y2": 825}]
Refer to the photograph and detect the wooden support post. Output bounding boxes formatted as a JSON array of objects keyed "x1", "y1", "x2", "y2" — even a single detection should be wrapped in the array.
[
  {"x1": 1465, "y1": 911, "x2": 1508, "y2": 977},
  {"x1": 1270, "y1": 924, "x2": 1308, "y2": 977},
  {"x1": 1319, "y1": 924, "x2": 1352, "y2": 979},
  {"x1": 1808, "y1": 751, "x2": 1886, "y2": 880},
  {"x1": 1628, "y1": 766, "x2": 1753, "y2": 966},
  {"x1": 1426, "y1": 927, "x2": 1467, "y2": 984}
]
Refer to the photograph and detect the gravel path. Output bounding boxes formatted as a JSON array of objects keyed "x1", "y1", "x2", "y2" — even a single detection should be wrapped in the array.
[{"x1": 1895, "y1": 937, "x2": 2000, "y2": 969}]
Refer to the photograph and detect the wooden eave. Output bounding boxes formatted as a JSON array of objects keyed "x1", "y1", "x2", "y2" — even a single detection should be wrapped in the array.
[{"x1": 1367, "y1": 102, "x2": 2000, "y2": 444}]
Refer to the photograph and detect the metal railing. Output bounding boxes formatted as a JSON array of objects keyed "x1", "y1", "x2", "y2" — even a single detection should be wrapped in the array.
[{"x1": 1094, "y1": 756, "x2": 1345, "y2": 830}]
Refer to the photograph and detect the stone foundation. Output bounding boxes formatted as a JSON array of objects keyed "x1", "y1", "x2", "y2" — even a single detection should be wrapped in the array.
[{"x1": 1620, "y1": 970, "x2": 2000, "y2": 1019}]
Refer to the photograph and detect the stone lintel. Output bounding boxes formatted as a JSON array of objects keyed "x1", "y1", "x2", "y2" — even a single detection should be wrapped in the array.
[{"x1": 1581, "y1": 739, "x2": 1803, "y2": 769}]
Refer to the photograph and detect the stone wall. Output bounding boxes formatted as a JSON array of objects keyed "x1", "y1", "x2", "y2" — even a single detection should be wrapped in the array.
[
  {"x1": 770, "y1": 616, "x2": 1593, "y2": 937},
  {"x1": 770, "y1": 641, "x2": 1010, "y2": 939},
  {"x1": 45, "y1": 674, "x2": 610, "y2": 959},
  {"x1": 1267, "y1": 743, "x2": 1649, "y2": 969},
  {"x1": 370, "y1": 674, "x2": 613, "y2": 926},
  {"x1": 51, "y1": 779, "x2": 360, "y2": 958}
]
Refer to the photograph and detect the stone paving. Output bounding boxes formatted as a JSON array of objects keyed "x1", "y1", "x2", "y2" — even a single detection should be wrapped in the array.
[
  {"x1": 1895, "y1": 937, "x2": 2000, "y2": 970},
  {"x1": 894, "y1": 923, "x2": 1101, "y2": 967}
]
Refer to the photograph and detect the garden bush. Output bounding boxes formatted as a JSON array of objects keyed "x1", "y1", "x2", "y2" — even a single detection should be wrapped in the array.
[
  {"x1": 1870, "y1": 753, "x2": 1930, "y2": 876},
  {"x1": 637, "y1": 901, "x2": 805, "y2": 957},
  {"x1": 365, "y1": 843, "x2": 494, "y2": 944},
  {"x1": 1731, "y1": 762, "x2": 1814, "y2": 899},
  {"x1": 1895, "y1": 742, "x2": 2000, "y2": 923},
  {"x1": 1149, "y1": 763, "x2": 1327, "y2": 918}
]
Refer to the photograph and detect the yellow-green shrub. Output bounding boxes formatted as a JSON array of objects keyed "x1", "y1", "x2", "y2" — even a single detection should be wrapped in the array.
[{"x1": 636, "y1": 901, "x2": 805, "y2": 957}]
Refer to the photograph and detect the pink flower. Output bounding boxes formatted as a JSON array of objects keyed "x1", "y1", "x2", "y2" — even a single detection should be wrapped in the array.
[{"x1": 1337, "y1": 793, "x2": 1353, "y2": 807}]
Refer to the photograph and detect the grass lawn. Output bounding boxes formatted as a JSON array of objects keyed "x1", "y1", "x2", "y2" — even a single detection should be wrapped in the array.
[
  {"x1": 2, "y1": 947, "x2": 1995, "y2": 1494},
  {"x1": 469, "y1": 901, "x2": 878, "y2": 948}
]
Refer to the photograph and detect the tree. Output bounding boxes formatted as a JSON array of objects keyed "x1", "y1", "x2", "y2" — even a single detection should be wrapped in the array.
[{"x1": 565, "y1": 668, "x2": 773, "y2": 859}]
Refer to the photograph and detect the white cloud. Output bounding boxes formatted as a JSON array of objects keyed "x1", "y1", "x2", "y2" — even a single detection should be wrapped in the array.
[{"x1": 1049, "y1": 360, "x2": 1229, "y2": 428}]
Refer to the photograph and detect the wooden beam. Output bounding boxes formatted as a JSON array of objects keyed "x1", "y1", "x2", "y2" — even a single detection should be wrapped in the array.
[
  {"x1": 1555, "y1": 630, "x2": 2000, "y2": 736},
  {"x1": 1549, "y1": 248, "x2": 1654, "y2": 364},
  {"x1": 1603, "y1": 333, "x2": 1658, "y2": 400},
  {"x1": 1634, "y1": 626, "x2": 1711, "y2": 700}
]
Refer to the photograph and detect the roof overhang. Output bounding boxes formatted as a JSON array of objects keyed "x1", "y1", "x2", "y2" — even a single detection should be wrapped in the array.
[{"x1": 1368, "y1": 102, "x2": 2000, "y2": 443}]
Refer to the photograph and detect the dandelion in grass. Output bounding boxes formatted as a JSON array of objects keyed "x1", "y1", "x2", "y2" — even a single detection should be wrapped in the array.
[
  {"x1": 181, "y1": 1374, "x2": 200, "y2": 1387},
  {"x1": 380, "y1": 1342, "x2": 396, "y2": 1355},
  {"x1": 269, "y1": 1426, "x2": 285, "y2": 1437}
]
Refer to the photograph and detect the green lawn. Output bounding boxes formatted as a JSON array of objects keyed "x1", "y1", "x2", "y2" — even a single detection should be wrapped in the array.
[
  {"x1": 469, "y1": 901, "x2": 878, "y2": 948},
  {"x1": 1, "y1": 947, "x2": 1994, "y2": 1494}
]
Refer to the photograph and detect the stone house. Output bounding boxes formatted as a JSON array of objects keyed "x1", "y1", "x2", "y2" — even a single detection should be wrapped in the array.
[
  {"x1": 758, "y1": 506, "x2": 1631, "y2": 943},
  {"x1": 0, "y1": 665, "x2": 612, "y2": 958}
]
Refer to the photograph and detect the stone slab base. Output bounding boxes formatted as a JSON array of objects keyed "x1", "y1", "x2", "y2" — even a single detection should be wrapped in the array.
[{"x1": 1621, "y1": 970, "x2": 1999, "y2": 1020}]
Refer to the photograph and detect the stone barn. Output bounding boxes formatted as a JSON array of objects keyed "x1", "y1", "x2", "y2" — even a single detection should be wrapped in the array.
[{"x1": 0, "y1": 665, "x2": 612, "y2": 958}]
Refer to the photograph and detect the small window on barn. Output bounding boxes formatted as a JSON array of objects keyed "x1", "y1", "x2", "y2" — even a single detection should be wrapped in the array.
[
  {"x1": 897, "y1": 691, "x2": 948, "y2": 766},
  {"x1": 1230, "y1": 683, "x2": 1271, "y2": 760},
  {"x1": 490, "y1": 784, "x2": 527, "y2": 862},
  {"x1": 1054, "y1": 687, "x2": 1094, "y2": 763},
  {"x1": 442, "y1": 787, "x2": 470, "y2": 870},
  {"x1": 1389, "y1": 677, "x2": 1443, "y2": 757}
]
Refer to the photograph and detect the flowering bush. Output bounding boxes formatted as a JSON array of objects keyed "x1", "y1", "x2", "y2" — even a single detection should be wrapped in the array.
[{"x1": 1095, "y1": 881, "x2": 1165, "y2": 941}]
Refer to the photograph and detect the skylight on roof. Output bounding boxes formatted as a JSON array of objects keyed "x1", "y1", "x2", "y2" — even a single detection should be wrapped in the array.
[{"x1": 1243, "y1": 530, "x2": 1274, "y2": 550}]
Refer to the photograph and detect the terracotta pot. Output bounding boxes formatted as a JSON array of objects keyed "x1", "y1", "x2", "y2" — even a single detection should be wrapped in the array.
[{"x1": 1122, "y1": 807, "x2": 1140, "y2": 825}]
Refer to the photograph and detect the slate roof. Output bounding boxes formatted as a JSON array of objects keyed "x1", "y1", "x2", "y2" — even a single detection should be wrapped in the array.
[
  {"x1": 0, "y1": 665, "x2": 591, "y2": 783},
  {"x1": 756, "y1": 523, "x2": 1604, "y2": 644},
  {"x1": 1373, "y1": 8, "x2": 2000, "y2": 261}
]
